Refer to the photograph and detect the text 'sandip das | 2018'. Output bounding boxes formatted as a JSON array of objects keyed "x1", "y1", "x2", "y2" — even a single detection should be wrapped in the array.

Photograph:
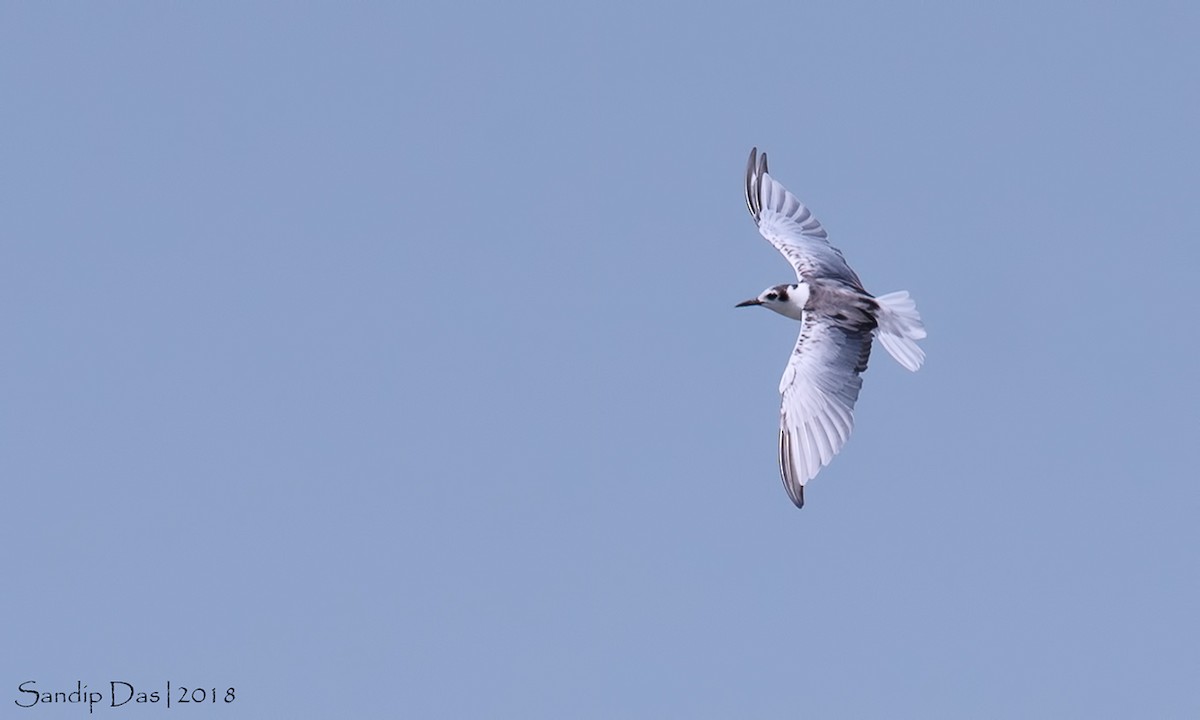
[{"x1": 15, "y1": 680, "x2": 236, "y2": 713}]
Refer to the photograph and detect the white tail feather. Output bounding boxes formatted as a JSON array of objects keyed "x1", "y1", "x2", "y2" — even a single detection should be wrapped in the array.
[{"x1": 874, "y1": 291, "x2": 926, "y2": 371}]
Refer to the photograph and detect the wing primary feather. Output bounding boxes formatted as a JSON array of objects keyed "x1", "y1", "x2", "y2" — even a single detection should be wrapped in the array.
[
  {"x1": 778, "y1": 428, "x2": 788, "y2": 487},
  {"x1": 745, "y1": 147, "x2": 758, "y2": 220},
  {"x1": 778, "y1": 429, "x2": 805, "y2": 509}
]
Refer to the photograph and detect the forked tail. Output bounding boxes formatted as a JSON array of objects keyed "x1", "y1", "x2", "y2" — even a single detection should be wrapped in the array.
[{"x1": 874, "y1": 291, "x2": 926, "y2": 371}]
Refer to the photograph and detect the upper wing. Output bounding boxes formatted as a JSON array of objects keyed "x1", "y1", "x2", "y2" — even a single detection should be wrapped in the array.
[
  {"x1": 745, "y1": 147, "x2": 864, "y2": 289},
  {"x1": 776, "y1": 309, "x2": 876, "y2": 508}
]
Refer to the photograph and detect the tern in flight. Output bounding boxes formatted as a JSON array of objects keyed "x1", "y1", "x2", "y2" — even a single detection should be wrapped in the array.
[{"x1": 737, "y1": 148, "x2": 926, "y2": 509}]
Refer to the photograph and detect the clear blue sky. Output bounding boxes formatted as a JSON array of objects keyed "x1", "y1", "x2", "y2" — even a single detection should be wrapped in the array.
[{"x1": 3, "y1": 3, "x2": 1198, "y2": 717}]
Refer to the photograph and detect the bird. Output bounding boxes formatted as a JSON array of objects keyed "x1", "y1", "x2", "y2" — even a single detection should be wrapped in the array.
[{"x1": 736, "y1": 148, "x2": 926, "y2": 509}]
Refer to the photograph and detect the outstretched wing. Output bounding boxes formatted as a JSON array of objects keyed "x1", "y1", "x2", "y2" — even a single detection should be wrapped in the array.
[
  {"x1": 777, "y1": 309, "x2": 876, "y2": 508},
  {"x1": 745, "y1": 147, "x2": 864, "y2": 289}
]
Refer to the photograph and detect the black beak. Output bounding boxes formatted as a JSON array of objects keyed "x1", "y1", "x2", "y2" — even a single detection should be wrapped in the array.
[{"x1": 735, "y1": 298, "x2": 762, "y2": 308}]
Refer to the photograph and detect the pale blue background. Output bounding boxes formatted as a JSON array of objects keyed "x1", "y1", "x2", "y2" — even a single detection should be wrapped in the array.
[{"x1": 3, "y1": 2, "x2": 1199, "y2": 718}]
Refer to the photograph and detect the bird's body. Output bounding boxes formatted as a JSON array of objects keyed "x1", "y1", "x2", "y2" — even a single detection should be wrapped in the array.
[{"x1": 737, "y1": 148, "x2": 926, "y2": 509}]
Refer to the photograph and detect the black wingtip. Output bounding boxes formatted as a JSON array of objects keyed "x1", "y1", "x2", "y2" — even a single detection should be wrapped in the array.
[
  {"x1": 745, "y1": 147, "x2": 759, "y2": 220},
  {"x1": 778, "y1": 429, "x2": 805, "y2": 509},
  {"x1": 745, "y1": 147, "x2": 771, "y2": 224}
]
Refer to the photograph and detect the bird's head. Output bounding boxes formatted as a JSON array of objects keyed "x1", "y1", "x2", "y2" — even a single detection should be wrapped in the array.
[{"x1": 736, "y1": 282, "x2": 809, "y2": 320}]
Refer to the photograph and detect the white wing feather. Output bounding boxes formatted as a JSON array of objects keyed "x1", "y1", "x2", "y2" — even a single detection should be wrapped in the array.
[
  {"x1": 776, "y1": 304, "x2": 875, "y2": 509},
  {"x1": 745, "y1": 148, "x2": 864, "y2": 288}
]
